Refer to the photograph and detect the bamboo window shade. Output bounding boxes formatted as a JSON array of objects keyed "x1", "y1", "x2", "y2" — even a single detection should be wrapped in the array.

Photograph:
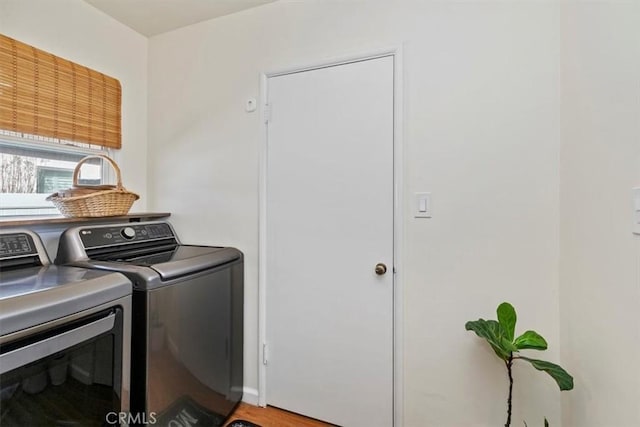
[{"x1": 0, "y1": 34, "x2": 122, "y2": 149}]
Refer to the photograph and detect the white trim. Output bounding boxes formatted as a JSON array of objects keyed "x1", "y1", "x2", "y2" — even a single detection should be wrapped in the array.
[
  {"x1": 263, "y1": 46, "x2": 401, "y2": 78},
  {"x1": 257, "y1": 46, "x2": 405, "y2": 425},
  {"x1": 257, "y1": 71, "x2": 269, "y2": 408},
  {"x1": 0, "y1": 133, "x2": 106, "y2": 156},
  {"x1": 392, "y1": 44, "x2": 405, "y2": 427},
  {"x1": 242, "y1": 387, "x2": 260, "y2": 406}
]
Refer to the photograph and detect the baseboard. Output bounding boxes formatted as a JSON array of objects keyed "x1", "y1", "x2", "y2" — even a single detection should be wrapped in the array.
[{"x1": 241, "y1": 387, "x2": 260, "y2": 406}]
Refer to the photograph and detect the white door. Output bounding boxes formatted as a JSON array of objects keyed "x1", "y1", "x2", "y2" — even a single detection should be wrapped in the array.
[{"x1": 265, "y1": 55, "x2": 394, "y2": 427}]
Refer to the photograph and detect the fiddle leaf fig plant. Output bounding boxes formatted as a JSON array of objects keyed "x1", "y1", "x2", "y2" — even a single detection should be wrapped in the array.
[{"x1": 465, "y1": 302, "x2": 573, "y2": 427}]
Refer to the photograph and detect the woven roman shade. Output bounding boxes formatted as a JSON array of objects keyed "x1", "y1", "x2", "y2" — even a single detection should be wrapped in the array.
[{"x1": 0, "y1": 34, "x2": 122, "y2": 149}]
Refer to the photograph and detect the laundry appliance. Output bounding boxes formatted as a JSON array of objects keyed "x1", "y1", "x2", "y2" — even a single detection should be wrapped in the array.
[
  {"x1": 0, "y1": 229, "x2": 132, "y2": 426},
  {"x1": 56, "y1": 221, "x2": 243, "y2": 425}
]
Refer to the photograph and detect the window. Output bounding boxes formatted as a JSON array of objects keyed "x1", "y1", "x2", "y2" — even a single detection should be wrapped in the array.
[
  {"x1": 0, "y1": 34, "x2": 122, "y2": 216},
  {"x1": 0, "y1": 131, "x2": 109, "y2": 216}
]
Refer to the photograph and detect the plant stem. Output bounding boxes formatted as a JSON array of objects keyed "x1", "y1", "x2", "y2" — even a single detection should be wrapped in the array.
[{"x1": 505, "y1": 354, "x2": 514, "y2": 427}]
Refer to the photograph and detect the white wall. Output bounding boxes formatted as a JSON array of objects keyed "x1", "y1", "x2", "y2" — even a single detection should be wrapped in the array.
[
  {"x1": 560, "y1": 2, "x2": 640, "y2": 426},
  {"x1": 0, "y1": 0, "x2": 148, "y2": 209},
  {"x1": 4, "y1": 1, "x2": 636, "y2": 424},
  {"x1": 148, "y1": 2, "x2": 562, "y2": 425}
]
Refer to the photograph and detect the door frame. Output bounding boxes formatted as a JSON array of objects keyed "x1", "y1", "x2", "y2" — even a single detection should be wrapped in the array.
[{"x1": 258, "y1": 46, "x2": 405, "y2": 426}]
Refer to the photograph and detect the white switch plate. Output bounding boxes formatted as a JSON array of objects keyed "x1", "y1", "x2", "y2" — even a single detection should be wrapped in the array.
[
  {"x1": 633, "y1": 187, "x2": 640, "y2": 235},
  {"x1": 415, "y1": 192, "x2": 432, "y2": 218}
]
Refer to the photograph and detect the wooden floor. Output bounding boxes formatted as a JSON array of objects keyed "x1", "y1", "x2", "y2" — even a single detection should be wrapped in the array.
[{"x1": 225, "y1": 403, "x2": 334, "y2": 427}]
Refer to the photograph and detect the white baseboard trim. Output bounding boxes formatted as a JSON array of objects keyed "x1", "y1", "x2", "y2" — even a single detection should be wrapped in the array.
[{"x1": 242, "y1": 387, "x2": 260, "y2": 406}]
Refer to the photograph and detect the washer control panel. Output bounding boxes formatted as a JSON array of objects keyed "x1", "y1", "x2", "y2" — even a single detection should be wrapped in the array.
[
  {"x1": 79, "y1": 223, "x2": 175, "y2": 248},
  {"x1": 0, "y1": 233, "x2": 37, "y2": 259}
]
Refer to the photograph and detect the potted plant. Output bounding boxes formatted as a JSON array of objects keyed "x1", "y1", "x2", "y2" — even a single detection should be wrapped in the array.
[{"x1": 465, "y1": 302, "x2": 573, "y2": 427}]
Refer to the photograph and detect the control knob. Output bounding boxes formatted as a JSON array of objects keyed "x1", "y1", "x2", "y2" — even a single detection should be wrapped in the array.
[{"x1": 121, "y1": 227, "x2": 136, "y2": 240}]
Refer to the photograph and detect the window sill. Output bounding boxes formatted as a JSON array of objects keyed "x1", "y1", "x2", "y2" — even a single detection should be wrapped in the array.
[{"x1": 0, "y1": 212, "x2": 171, "y2": 228}]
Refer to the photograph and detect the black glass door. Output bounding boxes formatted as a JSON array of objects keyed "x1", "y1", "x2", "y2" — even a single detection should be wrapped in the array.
[{"x1": 0, "y1": 308, "x2": 123, "y2": 427}]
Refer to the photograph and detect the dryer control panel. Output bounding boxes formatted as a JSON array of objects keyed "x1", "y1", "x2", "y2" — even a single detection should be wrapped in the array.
[
  {"x1": 0, "y1": 233, "x2": 37, "y2": 259},
  {"x1": 0, "y1": 230, "x2": 47, "y2": 268}
]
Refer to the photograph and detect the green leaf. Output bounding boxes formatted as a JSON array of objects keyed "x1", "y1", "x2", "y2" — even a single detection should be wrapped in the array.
[
  {"x1": 544, "y1": 418, "x2": 549, "y2": 427},
  {"x1": 514, "y1": 330, "x2": 548, "y2": 351},
  {"x1": 497, "y1": 302, "x2": 517, "y2": 342},
  {"x1": 519, "y1": 357, "x2": 574, "y2": 391},
  {"x1": 465, "y1": 319, "x2": 516, "y2": 360}
]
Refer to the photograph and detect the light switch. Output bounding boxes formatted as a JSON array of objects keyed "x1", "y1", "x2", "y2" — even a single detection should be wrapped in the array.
[
  {"x1": 633, "y1": 188, "x2": 640, "y2": 235},
  {"x1": 415, "y1": 192, "x2": 431, "y2": 218}
]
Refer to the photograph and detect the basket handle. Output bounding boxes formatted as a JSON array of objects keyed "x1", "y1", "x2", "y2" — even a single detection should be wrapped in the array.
[{"x1": 73, "y1": 155, "x2": 123, "y2": 190}]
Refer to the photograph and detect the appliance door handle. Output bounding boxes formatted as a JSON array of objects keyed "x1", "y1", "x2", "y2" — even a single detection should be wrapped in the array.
[{"x1": 0, "y1": 313, "x2": 115, "y2": 374}]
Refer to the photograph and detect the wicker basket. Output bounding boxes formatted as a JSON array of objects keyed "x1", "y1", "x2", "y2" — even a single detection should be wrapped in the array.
[{"x1": 46, "y1": 155, "x2": 139, "y2": 217}]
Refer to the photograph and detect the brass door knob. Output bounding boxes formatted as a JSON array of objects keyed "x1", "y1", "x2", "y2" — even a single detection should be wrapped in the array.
[{"x1": 375, "y1": 263, "x2": 387, "y2": 275}]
